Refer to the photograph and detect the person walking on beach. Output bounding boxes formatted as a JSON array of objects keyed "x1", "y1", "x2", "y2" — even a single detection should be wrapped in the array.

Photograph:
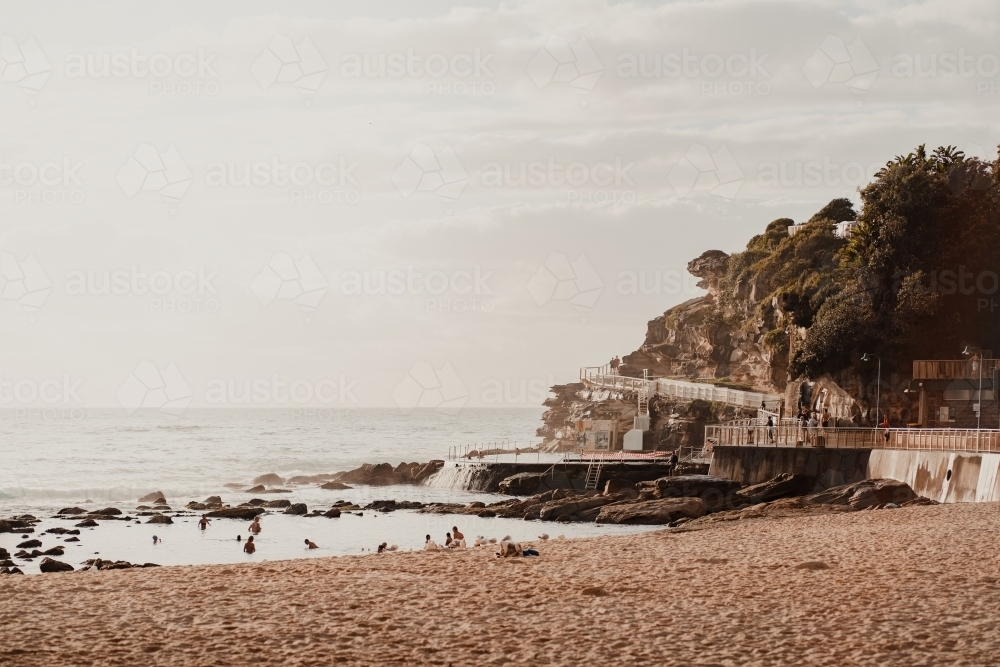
[
  {"x1": 304, "y1": 539, "x2": 318, "y2": 550},
  {"x1": 198, "y1": 515, "x2": 211, "y2": 530},
  {"x1": 243, "y1": 535, "x2": 256, "y2": 554},
  {"x1": 249, "y1": 516, "x2": 262, "y2": 534}
]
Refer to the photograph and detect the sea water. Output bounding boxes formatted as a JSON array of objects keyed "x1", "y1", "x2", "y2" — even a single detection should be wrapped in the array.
[{"x1": 0, "y1": 408, "x2": 661, "y2": 572}]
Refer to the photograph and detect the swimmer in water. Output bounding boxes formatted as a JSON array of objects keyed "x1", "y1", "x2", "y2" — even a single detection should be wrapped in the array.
[
  {"x1": 152, "y1": 535, "x2": 160, "y2": 545},
  {"x1": 198, "y1": 515, "x2": 211, "y2": 530},
  {"x1": 249, "y1": 517, "x2": 262, "y2": 534},
  {"x1": 304, "y1": 539, "x2": 319, "y2": 550},
  {"x1": 243, "y1": 535, "x2": 256, "y2": 554}
]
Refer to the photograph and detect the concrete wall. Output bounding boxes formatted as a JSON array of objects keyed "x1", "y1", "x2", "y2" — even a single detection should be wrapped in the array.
[
  {"x1": 709, "y1": 446, "x2": 870, "y2": 490},
  {"x1": 867, "y1": 450, "x2": 1000, "y2": 502}
]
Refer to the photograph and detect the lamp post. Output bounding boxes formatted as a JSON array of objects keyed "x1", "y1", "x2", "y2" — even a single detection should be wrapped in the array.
[
  {"x1": 861, "y1": 353, "x2": 881, "y2": 445},
  {"x1": 962, "y1": 346, "x2": 983, "y2": 450}
]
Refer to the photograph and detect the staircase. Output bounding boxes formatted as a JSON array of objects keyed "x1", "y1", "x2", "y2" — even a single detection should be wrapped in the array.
[{"x1": 583, "y1": 457, "x2": 604, "y2": 490}]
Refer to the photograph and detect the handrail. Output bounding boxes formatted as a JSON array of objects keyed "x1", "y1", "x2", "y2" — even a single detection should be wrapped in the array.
[
  {"x1": 706, "y1": 423, "x2": 1000, "y2": 454},
  {"x1": 580, "y1": 367, "x2": 782, "y2": 410}
]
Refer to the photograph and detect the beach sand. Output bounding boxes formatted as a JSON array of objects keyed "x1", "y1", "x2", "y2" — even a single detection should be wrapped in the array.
[{"x1": 2, "y1": 501, "x2": 999, "y2": 666}]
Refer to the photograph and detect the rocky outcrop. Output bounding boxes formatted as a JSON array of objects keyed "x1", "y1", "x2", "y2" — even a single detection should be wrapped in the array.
[
  {"x1": 57, "y1": 507, "x2": 87, "y2": 515},
  {"x1": 283, "y1": 503, "x2": 308, "y2": 515},
  {"x1": 263, "y1": 499, "x2": 291, "y2": 508},
  {"x1": 498, "y1": 473, "x2": 543, "y2": 496},
  {"x1": 596, "y1": 497, "x2": 707, "y2": 524},
  {"x1": 17, "y1": 539, "x2": 42, "y2": 549},
  {"x1": 75, "y1": 519, "x2": 99, "y2": 527},
  {"x1": 319, "y1": 481, "x2": 352, "y2": 490},
  {"x1": 539, "y1": 496, "x2": 615, "y2": 521},
  {"x1": 323, "y1": 508, "x2": 342, "y2": 518},
  {"x1": 253, "y1": 473, "x2": 285, "y2": 486},
  {"x1": 146, "y1": 514, "x2": 173, "y2": 524},
  {"x1": 39, "y1": 557, "x2": 74, "y2": 573},
  {"x1": 733, "y1": 473, "x2": 815, "y2": 504},
  {"x1": 204, "y1": 496, "x2": 223, "y2": 505},
  {"x1": 138, "y1": 492, "x2": 166, "y2": 504},
  {"x1": 0, "y1": 518, "x2": 34, "y2": 533}
]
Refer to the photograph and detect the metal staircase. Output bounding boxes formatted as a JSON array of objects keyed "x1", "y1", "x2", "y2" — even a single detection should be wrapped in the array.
[{"x1": 583, "y1": 456, "x2": 604, "y2": 490}]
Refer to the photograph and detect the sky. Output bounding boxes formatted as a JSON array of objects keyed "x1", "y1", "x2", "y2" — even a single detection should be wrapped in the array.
[{"x1": 0, "y1": 0, "x2": 998, "y2": 412}]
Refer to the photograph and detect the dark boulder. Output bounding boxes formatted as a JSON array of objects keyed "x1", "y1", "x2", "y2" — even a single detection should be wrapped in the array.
[
  {"x1": 64, "y1": 537, "x2": 80, "y2": 542},
  {"x1": 0, "y1": 548, "x2": 9, "y2": 560},
  {"x1": 498, "y1": 473, "x2": 543, "y2": 496},
  {"x1": 596, "y1": 497, "x2": 707, "y2": 525},
  {"x1": 640, "y1": 475, "x2": 742, "y2": 511},
  {"x1": 246, "y1": 498, "x2": 267, "y2": 506},
  {"x1": 204, "y1": 496, "x2": 223, "y2": 505},
  {"x1": 263, "y1": 499, "x2": 291, "y2": 508},
  {"x1": 146, "y1": 514, "x2": 174, "y2": 524},
  {"x1": 733, "y1": 473, "x2": 815, "y2": 505},
  {"x1": 539, "y1": 496, "x2": 616, "y2": 521},
  {"x1": 186, "y1": 502, "x2": 208, "y2": 510},
  {"x1": 413, "y1": 460, "x2": 445, "y2": 484},
  {"x1": 805, "y1": 479, "x2": 916, "y2": 510},
  {"x1": 477, "y1": 510, "x2": 497, "y2": 518},
  {"x1": 319, "y1": 481, "x2": 352, "y2": 490},
  {"x1": 96, "y1": 507, "x2": 122, "y2": 516},
  {"x1": 57, "y1": 507, "x2": 87, "y2": 515},
  {"x1": 207, "y1": 507, "x2": 265, "y2": 520},
  {"x1": 338, "y1": 463, "x2": 398, "y2": 486},
  {"x1": 0, "y1": 519, "x2": 33, "y2": 533},
  {"x1": 39, "y1": 557, "x2": 74, "y2": 573},
  {"x1": 138, "y1": 492, "x2": 166, "y2": 503},
  {"x1": 17, "y1": 539, "x2": 42, "y2": 548},
  {"x1": 75, "y1": 519, "x2": 99, "y2": 527},
  {"x1": 245, "y1": 485, "x2": 266, "y2": 493},
  {"x1": 323, "y1": 508, "x2": 342, "y2": 518},
  {"x1": 283, "y1": 503, "x2": 308, "y2": 515},
  {"x1": 43, "y1": 546, "x2": 65, "y2": 556},
  {"x1": 253, "y1": 473, "x2": 285, "y2": 486}
]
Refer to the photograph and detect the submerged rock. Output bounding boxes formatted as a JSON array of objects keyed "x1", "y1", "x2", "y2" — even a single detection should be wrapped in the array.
[{"x1": 245, "y1": 485, "x2": 266, "y2": 493}]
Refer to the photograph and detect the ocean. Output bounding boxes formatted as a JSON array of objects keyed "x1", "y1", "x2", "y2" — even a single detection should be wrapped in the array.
[{"x1": 0, "y1": 408, "x2": 658, "y2": 572}]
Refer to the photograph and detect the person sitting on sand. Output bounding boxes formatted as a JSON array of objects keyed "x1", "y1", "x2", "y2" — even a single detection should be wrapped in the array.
[
  {"x1": 377, "y1": 542, "x2": 387, "y2": 553},
  {"x1": 424, "y1": 534, "x2": 439, "y2": 550},
  {"x1": 198, "y1": 515, "x2": 211, "y2": 530},
  {"x1": 444, "y1": 532, "x2": 453, "y2": 547},
  {"x1": 249, "y1": 517, "x2": 262, "y2": 534},
  {"x1": 304, "y1": 539, "x2": 318, "y2": 550},
  {"x1": 452, "y1": 526, "x2": 464, "y2": 541},
  {"x1": 244, "y1": 535, "x2": 256, "y2": 554},
  {"x1": 497, "y1": 540, "x2": 522, "y2": 558}
]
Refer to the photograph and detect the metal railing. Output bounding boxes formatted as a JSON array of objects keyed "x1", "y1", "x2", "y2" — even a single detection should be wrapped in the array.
[
  {"x1": 913, "y1": 359, "x2": 997, "y2": 380},
  {"x1": 448, "y1": 440, "x2": 545, "y2": 463},
  {"x1": 580, "y1": 367, "x2": 782, "y2": 410},
  {"x1": 706, "y1": 423, "x2": 1000, "y2": 454}
]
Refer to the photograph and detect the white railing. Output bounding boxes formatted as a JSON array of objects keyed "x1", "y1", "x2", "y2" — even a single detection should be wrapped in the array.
[
  {"x1": 580, "y1": 367, "x2": 782, "y2": 410},
  {"x1": 448, "y1": 440, "x2": 545, "y2": 463},
  {"x1": 706, "y1": 424, "x2": 1000, "y2": 454}
]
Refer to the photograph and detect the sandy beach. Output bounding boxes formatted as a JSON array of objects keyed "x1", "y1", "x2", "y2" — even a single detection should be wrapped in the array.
[{"x1": 2, "y1": 501, "x2": 998, "y2": 666}]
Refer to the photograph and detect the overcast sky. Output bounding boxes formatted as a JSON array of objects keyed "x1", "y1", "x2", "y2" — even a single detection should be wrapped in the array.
[{"x1": 0, "y1": 0, "x2": 997, "y2": 411}]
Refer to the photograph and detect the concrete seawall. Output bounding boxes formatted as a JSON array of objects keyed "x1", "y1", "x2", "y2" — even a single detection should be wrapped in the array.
[
  {"x1": 710, "y1": 445, "x2": 1000, "y2": 502},
  {"x1": 430, "y1": 462, "x2": 675, "y2": 493}
]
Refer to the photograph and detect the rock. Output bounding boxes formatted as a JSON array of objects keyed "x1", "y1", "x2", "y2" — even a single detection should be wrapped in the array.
[
  {"x1": 0, "y1": 548, "x2": 9, "y2": 560},
  {"x1": 43, "y1": 546, "x2": 65, "y2": 556},
  {"x1": 639, "y1": 475, "x2": 742, "y2": 512},
  {"x1": 253, "y1": 473, "x2": 285, "y2": 486},
  {"x1": 800, "y1": 479, "x2": 916, "y2": 510},
  {"x1": 135, "y1": 505, "x2": 151, "y2": 510},
  {"x1": 900, "y1": 496, "x2": 939, "y2": 507},
  {"x1": 138, "y1": 492, "x2": 166, "y2": 503},
  {"x1": 477, "y1": 510, "x2": 497, "y2": 518},
  {"x1": 245, "y1": 485, "x2": 266, "y2": 493},
  {"x1": 365, "y1": 500, "x2": 424, "y2": 511},
  {"x1": 498, "y1": 472, "x2": 543, "y2": 496},
  {"x1": 596, "y1": 497, "x2": 707, "y2": 525},
  {"x1": 539, "y1": 496, "x2": 615, "y2": 521},
  {"x1": 263, "y1": 499, "x2": 291, "y2": 508},
  {"x1": 283, "y1": 503, "x2": 308, "y2": 515},
  {"x1": 319, "y1": 481, "x2": 352, "y2": 490},
  {"x1": 152, "y1": 504, "x2": 171, "y2": 510},
  {"x1": 206, "y1": 507, "x2": 265, "y2": 520},
  {"x1": 733, "y1": 473, "x2": 815, "y2": 505},
  {"x1": 57, "y1": 507, "x2": 87, "y2": 515},
  {"x1": 204, "y1": 496, "x2": 223, "y2": 505},
  {"x1": 0, "y1": 519, "x2": 32, "y2": 533},
  {"x1": 146, "y1": 514, "x2": 174, "y2": 524},
  {"x1": 142, "y1": 563, "x2": 161, "y2": 567},
  {"x1": 287, "y1": 474, "x2": 333, "y2": 485},
  {"x1": 412, "y1": 460, "x2": 445, "y2": 484},
  {"x1": 44, "y1": 527, "x2": 72, "y2": 535},
  {"x1": 64, "y1": 537, "x2": 80, "y2": 542},
  {"x1": 603, "y1": 479, "x2": 637, "y2": 496},
  {"x1": 260, "y1": 488, "x2": 292, "y2": 494},
  {"x1": 7, "y1": 567, "x2": 24, "y2": 574},
  {"x1": 245, "y1": 498, "x2": 267, "y2": 506},
  {"x1": 39, "y1": 557, "x2": 74, "y2": 573},
  {"x1": 96, "y1": 507, "x2": 122, "y2": 516},
  {"x1": 323, "y1": 508, "x2": 342, "y2": 518},
  {"x1": 17, "y1": 538, "x2": 42, "y2": 548},
  {"x1": 337, "y1": 463, "x2": 398, "y2": 486},
  {"x1": 186, "y1": 502, "x2": 208, "y2": 510},
  {"x1": 468, "y1": 501, "x2": 486, "y2": 509}
]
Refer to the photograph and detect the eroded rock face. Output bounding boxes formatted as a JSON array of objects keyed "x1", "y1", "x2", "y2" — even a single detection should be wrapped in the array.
[
  {"x1": 596, "y1": 497, "x2": 707, "y2": 524},
  {"x1": 539, "y1": 496, "x2": 614, "y2": 521},
  {"x1": 733, "y1": 473, "x2": 815, "y2": 505}
]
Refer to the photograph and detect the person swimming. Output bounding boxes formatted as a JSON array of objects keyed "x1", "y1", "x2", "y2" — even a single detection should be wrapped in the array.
[
  {"x1": 304, "y1": 539, "x2": 318, "y2": 549},
  {"x1": 243, "y1": 535, "x2": 256, "y2": 554},
  {"x1": 198, "y1": 515, "x2": 211, "y2": 530},
  {"x1": 237, "y1": 535, "x2": 242, "y2": 542},
  {"x1": 152, "y1": 535, "x2": 160, "y2": 545},
  {"x1": 249, "y1": 517, "x2": 262, "y2": 534}
]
